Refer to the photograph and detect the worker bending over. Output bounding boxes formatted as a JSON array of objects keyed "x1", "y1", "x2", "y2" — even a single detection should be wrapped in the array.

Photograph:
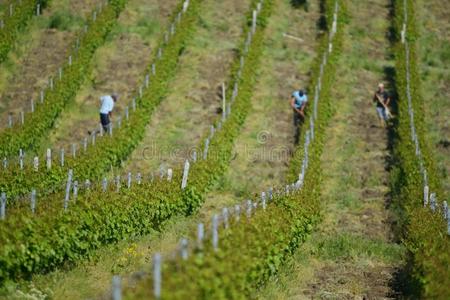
[
  {"x1": 290, "y1": 89, "x2": 308, "y2": 144},
  {"x1": 99, "y1": 93, "x2": 119, "y2": 132}
]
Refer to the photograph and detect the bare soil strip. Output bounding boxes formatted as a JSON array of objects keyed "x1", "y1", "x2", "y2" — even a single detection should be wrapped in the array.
[
  {"x1": 258, "y1": 0, "x2": 406, "y2": 298},
  {"x1": 123, "y1": 0, "x2": 251, "y2": 173},
  {"x1": 0, "y1": 0, "x2": 104, "y2": 126}
]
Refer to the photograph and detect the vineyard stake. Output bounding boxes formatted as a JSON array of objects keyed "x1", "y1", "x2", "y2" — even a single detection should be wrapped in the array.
[
  {"x1": 181, "y1": 160, "x2": 190, "y2": 189},
  {"x1": 222, "y1": 83, "x2": 226, "y2": 121},
  {"x1": 31, "y1": 189, "x2": 36, "y2": 214},
  {"x1": 180, "y1": 238, "x2": 188, "y2": 260},
  {"x1": 60, "y1": 148, "x2": 65, "y2": 167},
  {"x1": 197, "y1": 223, "x2": 204, "y2": 249},
  {"x1": 235, "y1": 204, "x2": 241, "y2": 222},
  {"x1": 33, "y1": 156, "x2": 39, "y2": 171},
  {"x1": 112, "y1": 275, "x2": 122, "y2": 300},
  {"x1": 203, "y1": 138, "x2": 209, "y2": 160},
  {"x1": 153, "y1": 254, "x2": 162, "y2": 299},
  {"x1": 261, "y1": 192, "x2": 266, "y2": 210},
  {"x1": 46, "y1": 148, "x2": 51, "y2": 170},
  {"x1": 73, "y1": 181, "x2": 78, "y2": 202},
  {"x1": 127, "y1": 172, "x2": 132, "y2": 189},
  {"x1": 167, "y1": 168, "x2": 173, "y2": 181},
  {"x1": 63, "y1": 169, "x2": 73, "y2": 211},
  {"x1": 246, "y1": 200, "x2": 252, "y2": 218},
  {"x1": 423, "y1": 185, "x2": 429, "y2": 207},
  {"x1": 212, "y1": 214, "x2": 219, "y2": 251},
  {"x1": 222, "y1": 208, "x2": 229, "y2": 229},
  {"x1": 0, "y1": 193, "x2": 6, "y2": 220},
  {"x1": 102, "y1": 178, "x2": 108, "y2": 192}
]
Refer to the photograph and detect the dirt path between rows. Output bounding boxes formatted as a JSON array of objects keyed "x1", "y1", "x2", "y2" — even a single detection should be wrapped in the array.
[
  {"x1": 259, "y1": 0, "x2": 406, "y2": 299},
  {"x1": 0, "y1": 0, "x2": 104, "y2": 127}
]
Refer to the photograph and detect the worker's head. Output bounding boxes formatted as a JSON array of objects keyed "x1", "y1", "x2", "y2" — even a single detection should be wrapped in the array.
[
  {"x1": 298, "y1": 89, "x2": 304, "y2": 97},
  {"x1": 378, "y1": 83, "x2": 384, "y2": 91},
  {"x1": 111, "y1": 93, "x2": 119, "y2": 102}
]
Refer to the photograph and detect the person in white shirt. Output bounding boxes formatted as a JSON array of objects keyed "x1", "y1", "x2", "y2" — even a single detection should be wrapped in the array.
[{"x1": 99, "y1": 93, "x2": 118, "y2": 132}]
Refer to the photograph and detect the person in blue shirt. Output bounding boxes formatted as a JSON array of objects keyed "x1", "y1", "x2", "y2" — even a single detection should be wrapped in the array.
[{"x1": 290, "y1": 89, "x2": 308, "y2": 143}]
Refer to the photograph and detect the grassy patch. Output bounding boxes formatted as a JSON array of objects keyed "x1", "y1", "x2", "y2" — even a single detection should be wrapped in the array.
[{"x1": 314, "y1": 233, "x2": 404, "y2": 263}]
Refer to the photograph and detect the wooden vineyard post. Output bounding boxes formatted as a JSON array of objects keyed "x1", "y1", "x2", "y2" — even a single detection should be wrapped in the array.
[
  {"x1": 31, "y1": 189, "x2": 36, "y2": 214},
  {"x1": 203, "y1": 138, "x2": 209, "y2": 160},
  {"x1": 197, "y1": 223, "x2": 204, "y2": 249},
  {"x1": 167, "y1": 168, "x2": 173, "y2": 181},
  {"x1": 73, "y1": 181, "x2": 78, "y2": 202},
  {"x1": 235, "y1": 204, "x2": 241, "y2": 222},
  {"x1": 63, "y1": 169, "x2": 73, "y2": 210},
  {"x1": 0, "y1": 193, "x2": 5, "y2": 220},
  {"x1": 153, "y1": 253, "x2": 162, "y2": 299},
  {"x1": 222, "y1": 83, "x2": 226, "y2": 121},
  {"x1": 102, "y1": 178, "x2": 108, "y2": 192},
  {"x1": 181, "y1": 160, "x2": 190, "y2": 189},
  {"x1": 46, "y1": 148, "x2": 52, "y2": 170},
  {"x1": 33, "y1": 156, "x2": 39, "y2": 171},
  {"x1": 212, "y1": 214, "x2": 219, "y2": 251},
  {"x1": 222, "y1": 208, "x2": 229, "y2": 229},
  {"x1": 112, "y1": 275, "x2": 122, "y2": 300},
  {"x1": 246, "y1": 200, "x2": 252, "y2": 218},
  {"x1": 60, "y1": 148, "x2": 65, "y2": 167},
  {"x1": 261, "y1": 192, "x2": 266, "y2": 210}
]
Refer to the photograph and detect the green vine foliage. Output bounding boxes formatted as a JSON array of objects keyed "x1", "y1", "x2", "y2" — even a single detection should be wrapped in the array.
[
  {"x1": 390, "y1": 0, "x2": 449, "y2": 298},
  {"x1": 0, "y1": 0, "x2": 126, "y2": 159},
  {"x1": 0, "y1": 0, "x2": 52, "y2": 63},
  {"x1": 0, "y1": 0, "x2": 270, "y2": 285},
  {"x1": 123, "y1": 1, "x2": 346, "y2": 298}
]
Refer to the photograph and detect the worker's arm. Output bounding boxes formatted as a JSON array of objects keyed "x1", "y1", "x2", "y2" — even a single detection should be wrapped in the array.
[
  {"x1": 385, "y1": 96, "x2": 391, "y2": 106},
  {"x1": 290, "y1": 97, "x2": 304, "y2": 117},
  {"x1": 299, "y1": 102, "x2": 306, "y2": 117},
  {"x1": 109, "y1": 111, "x2": 113, "y2": 118}
]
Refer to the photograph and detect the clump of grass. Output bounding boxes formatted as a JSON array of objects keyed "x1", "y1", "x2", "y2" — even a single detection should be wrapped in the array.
[
  {"x1": 315, "y1": 233, "x2": 404, "y2": 263},
  {"x1": 48, "y1": 11, "x2": 83, "y2": 31}
]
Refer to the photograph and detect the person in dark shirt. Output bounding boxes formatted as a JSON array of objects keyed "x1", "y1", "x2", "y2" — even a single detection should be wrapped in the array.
[{"x1": 373, "y1": 83, "x2": 391, "y2": 127}]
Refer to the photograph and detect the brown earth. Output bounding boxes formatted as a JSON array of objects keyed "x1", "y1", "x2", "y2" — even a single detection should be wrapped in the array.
[
  {"x1": 45, "y1": 0, "x2": 179, "y2": 149},
  {"x1": 0, "y1": 0, "x2": 104, "y2": 127}
]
